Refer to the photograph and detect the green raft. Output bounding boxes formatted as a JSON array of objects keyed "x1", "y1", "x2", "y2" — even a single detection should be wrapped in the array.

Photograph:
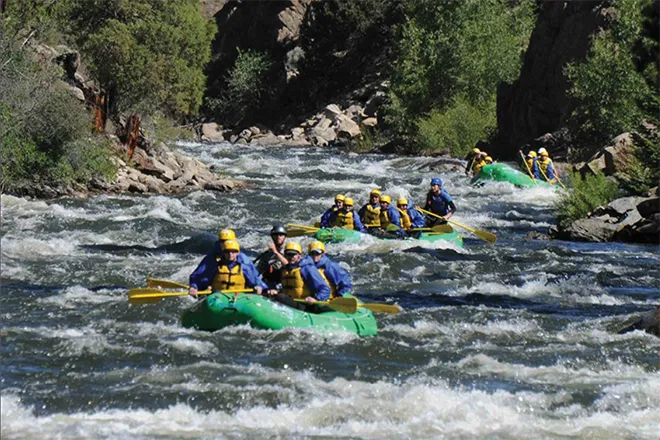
[
  {"x1": 314, "y1": 227, "x2": 463, "y2": 247},
  {"x1": 471, "y1": 163, "x2": 553, "y2": 188},
  {"x1": 180, "y1": 292, "x2": 378, "y2": 336}
]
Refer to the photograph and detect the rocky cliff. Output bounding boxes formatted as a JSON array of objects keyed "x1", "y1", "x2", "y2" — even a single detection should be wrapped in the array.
[{"x1": 494, "y1": 1, "x2": 614, "y2": 158}]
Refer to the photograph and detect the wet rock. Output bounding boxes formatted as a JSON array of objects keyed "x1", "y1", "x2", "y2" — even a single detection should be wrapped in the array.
[
  {"x1": 617, "y1": 306, "x2": 660, "y2": 337},
  {"x1": 525, "y1": 231, "x2": 552, "y2": 240}
]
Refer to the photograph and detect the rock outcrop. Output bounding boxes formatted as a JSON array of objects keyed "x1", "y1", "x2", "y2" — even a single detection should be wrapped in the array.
[
  {"x1": 494, "y1": 1, "x2": 614, "y2": 157},
  {"x1": 550, "y1": 188, "x2": 660, "y2": 243},
  {"x1": 617, "y1": 306, "x2": 660, "y2": 338}
]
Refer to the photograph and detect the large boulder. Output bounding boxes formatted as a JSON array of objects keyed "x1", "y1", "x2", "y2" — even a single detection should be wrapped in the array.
[
  {"x1": 617, "y1": 306, "x2": 660, "y2": 338},
  {"x1": 576, "y1": 133, "x2": 635, "y2": 176}
]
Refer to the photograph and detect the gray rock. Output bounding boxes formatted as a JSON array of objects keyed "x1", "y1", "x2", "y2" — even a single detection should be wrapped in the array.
[
  {"x1": 617, "y1": 306, "x2": 660, "y2": 337},
  {"x1": 201, "y1": 122, "x2": 224, "y2": 142},
  {"x1": 561, "y1": 217, "x2": 619, "y2": 242}
]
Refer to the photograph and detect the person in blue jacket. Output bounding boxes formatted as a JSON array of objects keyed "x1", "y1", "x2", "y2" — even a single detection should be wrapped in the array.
[
  {"x1": 307, "y1": 241, "x2": 352, "y2": 297},
  {"x1": 423, "y1": 178, "x2": 456, "y2": 226},
  {"x1": 372, "y1": 195, "x2": 405, "y2": 239},
  {"x1": 188, "y1": 238, "x2": 267, "y2": 297},
  {"x1": 266, "y1": 242, "x2": 331, "y2": 311},
  {"x1": 320, "y1": 194, "x2": 345, "y2": 227},
  {"x1": 396, "y1": 198, "x2": 426, "y2": 237}
]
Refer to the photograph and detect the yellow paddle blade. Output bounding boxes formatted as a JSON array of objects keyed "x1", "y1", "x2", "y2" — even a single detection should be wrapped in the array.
[
  {"x1": 359, "y1": 303, "x2": 401, "y2": 314},
  {"x1": 127, "y1": 288, "x2": 252, "y2": 305},
  {"x1": 287, "y1": 223, "x2": 318, "y2": 231},
  {"x1": 472, "y1": 229, "x2": 497, "y2": 245},
  {"x1": 417, "y1": 207, "x2": 496, "y2": 245},
  {"x1": 287, "y1": 228, "x2": 318, "y2": 238},
  {"x1": 146, "y1": 278, "x2": 189, "y2": 289},
  {"x1": 295, "y1": 297, "x2": 358, "y2": 314}
]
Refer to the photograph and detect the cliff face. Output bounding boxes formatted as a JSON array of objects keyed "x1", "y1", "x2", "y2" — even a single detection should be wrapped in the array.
[
  {"x1": 494, "y1": 1, "x2": 614, "y2": 157},
  {"x1": 205, "y1": 0, "x2": 310, "y2": 97}
]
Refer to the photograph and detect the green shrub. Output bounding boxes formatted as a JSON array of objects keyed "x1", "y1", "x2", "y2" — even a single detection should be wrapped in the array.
[
  {"x1": 206, "y1": 49, "x2": 272, "y2": 123},
  {"x1": 415, "y1": 96, "x2": 496, "y2": 156},
  {"x1": 0, "y1": 39, "x2": 116, "y2": 191},
  {"x1": 555, "y1": 171, "x2": 619, "y2": 228},
  {"x1": 619, "y1": 136, "x2": 660, "y2": 195}
]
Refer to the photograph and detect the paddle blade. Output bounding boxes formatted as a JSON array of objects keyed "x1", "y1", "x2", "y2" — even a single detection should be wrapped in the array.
[
  {"x1": 359, "y1": 303, "x2": 401, "y2": 314},
  {"x1": 294, "y1": 297, "x2": 358, "y2": 314},
  {"x1": 288, "y1": 228, "x2": 318, "y2": 238},
  {"x1": 474, "y1": 229, "x2": 497, "y2": 245},
  {"x1": 431, "y1": 224, "x2": 455, "y2": 233},
  {"x1": 327, "y1": 297, "x2": 358, "y2": 314},
  {"x1": 146, "y1": 278, "x2": 188, "y2": 289},
  {"x1": 287, "y1": 223, "x2": 318, "y2": 231}
]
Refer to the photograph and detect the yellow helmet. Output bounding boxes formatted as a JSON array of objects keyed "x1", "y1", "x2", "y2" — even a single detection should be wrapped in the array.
[
  {"x1": 485, "y1": 156, "x2": 493, "y2": 163},
  {"x1": 284, "y1": 242, "x2": 302, "y2": 254},
  {"x1": 218, "y1": 229, "x2": 236, "y2": 241},
  {"x1": 397, "y1": 197, "x2": 408, "y2": 206},
  {"x1": 308, "y1": 241, "x2": 325, "y2": 254},
  {"x1": 380, "y1": 195, "x2": 391, "y2": 204},
  {"x1": 222, "y1": 239, "x2": 240, "y2": 252},
  {"x1": 540, "y1": 150, "x2": 549, "y2": 157},
  {"x1": 527, "y1": 151, "x2": 537, "y2": 158},
  {"x1": 370, "y1": 189, "x2": 381, "y2": 196},
  {"x1": 472, "y1": 148, "x2": 480, "y2": 154},
  {"x1": 538, "y1": 147, "x2": 547, "y2": 155},
  {"x1": 345, "y1": 197, "x2": 354, "y2": 207},
  {"x1": 335, "y1": 194, "x2": 345, "y2": 202}
]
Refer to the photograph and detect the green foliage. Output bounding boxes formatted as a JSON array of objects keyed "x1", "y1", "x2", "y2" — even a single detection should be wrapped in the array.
[
  {"x1": 565, "y1": 0, "x2": 658, "y2": 145},
  {"x1": 383, "y1": 0, "x2": 535, "y2": 151},
  {"x1": 66, "y1": 0, "x2": 216, "y2": 119},
  {"x1": 0, "y1": 39, "x2": 115, "y2": 191},
  {"x1": 619, "y1": 136, "x2": 660, "y2": 195},
  {"x1": 206, "y1": 49, "x2": 272, "y2": 123},
  {"x1": 415, "y1": 96, "x2": 496, "y2": 156},
  {"x1": 555, "y1": 171, "x2": 619, "y2": 228}
]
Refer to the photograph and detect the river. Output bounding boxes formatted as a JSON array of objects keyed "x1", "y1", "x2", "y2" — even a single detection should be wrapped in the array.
[{"x1": 2, "y1": 142, "x2": 659, "y2": 439}]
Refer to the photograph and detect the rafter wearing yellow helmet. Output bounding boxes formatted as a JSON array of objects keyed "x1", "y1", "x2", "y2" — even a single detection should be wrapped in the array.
[
  {"x1": 359, "y1": 189, "x2": 382, "y2": 229},
  {"x1": 330, "y1": 196, "x2": 367, "y2": 232},
  {"x1": 188, "y1": 234, "x2": 267, "y2": 298},
  {"x1": 320, "y1": 194, "x2": 346, "y2": 228}
]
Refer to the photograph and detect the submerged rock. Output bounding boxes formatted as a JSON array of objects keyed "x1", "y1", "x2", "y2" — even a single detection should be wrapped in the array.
[{"x1": 617, "y1": 306, "x2": 660, "y2": 338}]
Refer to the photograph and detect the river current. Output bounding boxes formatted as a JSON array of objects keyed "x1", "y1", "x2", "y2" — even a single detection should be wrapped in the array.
[{"x1": 2, "y1": 142, "x2": 659, "y2": 439}]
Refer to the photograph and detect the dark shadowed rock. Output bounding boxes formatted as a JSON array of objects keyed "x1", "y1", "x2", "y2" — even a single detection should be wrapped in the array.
[
  {"x1": 617, "y1": 306, "x2": 660, "y2": 337},
  {"x1": 494, "y1": 1, "x2": 613, "y2": 157}
]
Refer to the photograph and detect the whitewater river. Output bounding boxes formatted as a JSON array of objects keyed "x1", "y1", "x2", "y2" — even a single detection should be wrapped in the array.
[{"x1": 2, "y1": 142, "x2": 659, "y2": 439}]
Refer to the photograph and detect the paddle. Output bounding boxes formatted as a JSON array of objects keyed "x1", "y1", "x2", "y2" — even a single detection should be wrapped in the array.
[
  {"x1": 294, "y1": 297, "x2": 402, "y2": 314},
  {"x1": 128, "y1": 287, "x2": 253, "y2": 305},
  {"x1": 146, "y1": 278, "x2": 189, "y2": 289},
  {"x1": 287, "y1": 228, "x2": 318, "y2": 238},
  {"x1": 410, "y1": 224, "x2": 455, "y2": 233},
  {"x1": 295, "y1": 297, "x2": 358, "y2": 313},
  {"x1": 417, "y1": 207, "x2": 497, "y2": 245},
  {"x1": 519, "y1": 151, "x2": 538, "y2": 184},
  {"x1": 359, "y1": 302, "x2": 401, "y2": 314},
  {"x1": 287, "y1": 223, "x2": 318, "y2": 231}
]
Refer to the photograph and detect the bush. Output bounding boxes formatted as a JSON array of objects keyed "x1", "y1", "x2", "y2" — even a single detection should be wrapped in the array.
[
  {"x1": 618, "y1": 135, "x2": 660, "y2": 195},
  {"x1": 415, "y1": 96, "x2": 496, "y2": 156},
  {"x1": 0, "y1": 39, "x2": 116, "y2": 191},
  {"x1": 555, "y1": 171, "x2": 619, "y2": 228},
  {"x1": 205, "y1": 49, "x2": 272, "y2": 124}
]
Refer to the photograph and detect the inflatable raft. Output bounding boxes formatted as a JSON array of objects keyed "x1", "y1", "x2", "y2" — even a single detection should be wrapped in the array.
[
  {"x1": 471, "y1": 163, "x2": 554, "y2": 188},
  {"x1": 314, "y1": 227, "x2": 464, "y2": 247},
  {"x1": 181, "y1": 292, "x2": 378, "y2": 336}
]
